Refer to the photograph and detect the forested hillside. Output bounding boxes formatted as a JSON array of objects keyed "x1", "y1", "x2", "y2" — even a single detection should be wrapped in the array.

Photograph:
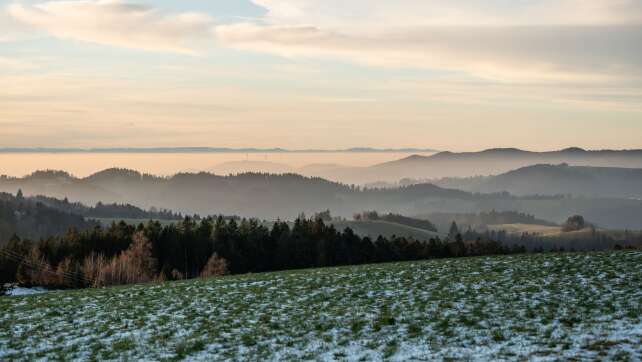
[
  {"x1": 0, "y1": 192, "x2": 98, "y2": 244},
  {"x1": 30, "y1": 195, "x2": 181, "y2": 220},
  {"x1": 432, "y1": 164, "x2": 642, "y2": 199},
  {"x1": 0, "y1": 216, "x2": 520, "y2": 289}
]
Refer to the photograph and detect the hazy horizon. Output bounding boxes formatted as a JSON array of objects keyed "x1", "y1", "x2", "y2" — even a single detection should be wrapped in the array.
[{"x1": 0, "y1": 151, "x2": 436, "y2": 178}]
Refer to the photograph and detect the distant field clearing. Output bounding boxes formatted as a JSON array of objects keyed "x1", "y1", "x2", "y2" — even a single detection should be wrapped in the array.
[{"x1": 487, "y1": 223, "x2": 563, "y2": 236}]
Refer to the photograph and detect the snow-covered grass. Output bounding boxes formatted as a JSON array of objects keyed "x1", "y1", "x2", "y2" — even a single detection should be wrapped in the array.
[
  {"x1": 5, "y1": 287, "x2": 49, "y2": 297},
  {"x1": 1, "y1": 251, "x2": 641, "y2": 361}
]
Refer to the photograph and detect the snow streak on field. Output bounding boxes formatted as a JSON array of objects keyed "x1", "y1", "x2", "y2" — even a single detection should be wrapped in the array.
[{"x1": 1, "y1": 251, "x2": 641, "y2": 361}]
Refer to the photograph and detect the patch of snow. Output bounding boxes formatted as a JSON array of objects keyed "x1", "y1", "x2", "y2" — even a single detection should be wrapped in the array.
[{"x1": 7, "y1": 287, "x2": 49, "y2": 296}]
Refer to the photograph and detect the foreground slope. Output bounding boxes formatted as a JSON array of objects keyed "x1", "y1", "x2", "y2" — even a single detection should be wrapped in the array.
[{"x1": 2, "y1": 252, "x2": 641, "y2": 360}]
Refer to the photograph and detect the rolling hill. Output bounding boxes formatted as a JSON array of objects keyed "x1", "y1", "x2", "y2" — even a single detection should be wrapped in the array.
[
  {"x1": 193, "y1": 148, "x2": 642, "y2": 186},
  {"x1": 315, "y1": 148, "x2": 642, "y2": 184},
  {"x1": 0, "y1": 192, "x2": 98, "y2": 243},
  {"x1": 432, "y1": 164, "x2": 642, "y2": 199},
  {"x1": 210, "y1": 161, "x2": 295, "y2": 175},
  {"x1": 2, "y1": 169, "x2": 642, "y2": 229}
]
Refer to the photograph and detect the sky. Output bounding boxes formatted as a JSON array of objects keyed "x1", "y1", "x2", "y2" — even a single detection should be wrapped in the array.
[{"x1": 1, "y1": 0, "x2": 642, "y2": 151}]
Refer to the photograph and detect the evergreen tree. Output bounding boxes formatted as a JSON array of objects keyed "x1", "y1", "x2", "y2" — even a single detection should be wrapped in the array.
[{"x1": 0, "y1": 213, "x2": 548, "y2": 290}]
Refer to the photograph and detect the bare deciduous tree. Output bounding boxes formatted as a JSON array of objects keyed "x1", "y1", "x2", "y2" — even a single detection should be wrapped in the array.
[{"x1": 200, "y1": 253, "x2": 229, "y2": 278}]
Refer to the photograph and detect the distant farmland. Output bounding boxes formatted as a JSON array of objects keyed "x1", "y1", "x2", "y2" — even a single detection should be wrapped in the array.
[
  {"x1": 487, "y1": 223, "x2": 642, "y2": 241},
  {"x1": 487, "y1": 223, "x2": 565, "y2": 236},
  {"x1": 1, "y1": 251, "x2": 641, "y2": 360}
]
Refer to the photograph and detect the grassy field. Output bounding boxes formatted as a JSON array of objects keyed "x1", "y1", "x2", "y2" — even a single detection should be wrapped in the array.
[
  {"x1": 487, "y1": 223, "x2": 642, "y2": 242},
  {"x1": 1, "y1": 252, "x2": 641, "y2": 360},
  {"x1": 487, "y1": 223, "x2": 564, "y2": 236},
  {"x1": 331, "y1": 220, "x2": 443, "y2": 240}
]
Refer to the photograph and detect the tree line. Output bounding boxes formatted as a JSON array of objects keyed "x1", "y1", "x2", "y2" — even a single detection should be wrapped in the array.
[
  {"x1": 0, "y1": 216, "x2": 524, "y2": 290},
  {"x1": 29, "y1": 194, "x2": 181, "y2": 220}
]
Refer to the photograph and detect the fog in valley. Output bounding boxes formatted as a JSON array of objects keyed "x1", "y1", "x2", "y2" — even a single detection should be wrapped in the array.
[{"x1": 0, "y1": 151, "x2": 435, "y2": 178}]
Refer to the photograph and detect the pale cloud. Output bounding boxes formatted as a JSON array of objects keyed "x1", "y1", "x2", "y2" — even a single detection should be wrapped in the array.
[
  {"x1": 253, "y1": 0, "x2": 642, "y2": 27},
  {"x1": 7, "y1": 0, "x2": 215, "y2": 53},
  {"x1": 0, "y1": 7, "x2": 36, "y2": 42},
  {"x1": 0, "y1": 56, "x2": 36, "y2": 70},
  {"x1": 215, "y1": 23, "x2": 642, "y2": 83},
  {"x1": 7, "y1": 0, "x2": 642, "y2": 81},
  {"x1": 214, "y1": 1, "x2": 642, "y2": 82}
]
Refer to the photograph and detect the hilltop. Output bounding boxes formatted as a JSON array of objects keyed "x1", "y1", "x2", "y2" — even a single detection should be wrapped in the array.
[
  {"x1": 0, "y1": 192, "x2": 98, "y2": 243},
  {"x1": 352, "y1": 148, "x2": 642, "y2": 182},
  {"x1": 432, "y1": 164, "x2": 642, "y2": 199},
  {"x1": 314, "y1": 148, "x2": 642, "y2": 184}
]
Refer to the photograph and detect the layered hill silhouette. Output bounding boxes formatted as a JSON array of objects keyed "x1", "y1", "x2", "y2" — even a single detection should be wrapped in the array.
[
  {"x1": 0, "y1": 192, "x2": 98, "y2": 243},
  {"x1": 1, "y1": 168, "x2": 642, "y2": 229},
  {"x1": 432, "y1": 164, "x2": 642, "y2": 199},
  {"x1": 313, "y1": 148, "x2": 642, "y2": 183}
]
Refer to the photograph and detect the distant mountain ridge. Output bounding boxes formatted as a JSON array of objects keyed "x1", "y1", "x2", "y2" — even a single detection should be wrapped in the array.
[
  {"x1": 322, "y1": 147, "x2": 642, "y2": 184},
  {"x1": 395, "y1": 147, "x2": 642, "y2": 160},
  {"x1": 6, "y1": 147, "x2": 641, "y2": 186},
  {"x1": 377, "y1": 147, "x2": 642, "y2": 167},
  {"x1": 196, "y1": 148, "x2": 642, "y2": 185},
  {"x1": 432, "y1": 164, "x2": 642, "y2": 199},
  {"x1": 0, "y1": 147, "x2": 438, "y2": 154}
]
